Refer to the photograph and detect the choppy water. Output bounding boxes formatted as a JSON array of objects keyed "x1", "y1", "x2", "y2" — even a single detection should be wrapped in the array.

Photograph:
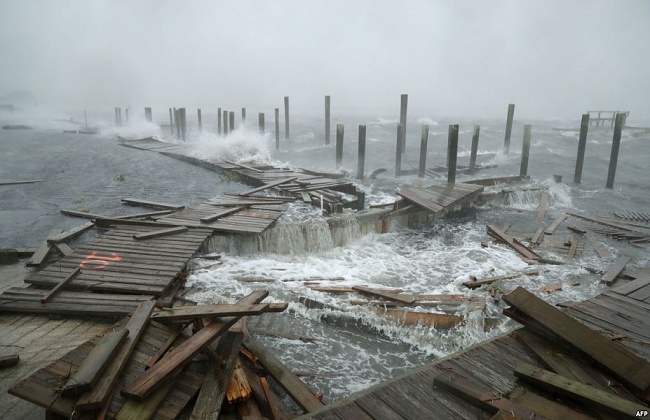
[{"x1": 1, "y1": 107, "x2": 649, "y2": 402}]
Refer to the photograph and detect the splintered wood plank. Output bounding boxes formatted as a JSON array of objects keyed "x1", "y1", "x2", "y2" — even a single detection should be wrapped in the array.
[
  {"x1": 226, "y1": 357, "x2": 251, "y2": 404},
  {"x1": 40, "y1": 267, "x2": 81, "y2": 303},
  {"x1": 612, "y1": 276, "x2": 650, "y2": 296},
  {"x1": 26, "y1": 229, "x2": 61, "y2": 267},
  {"x1": 121, "y1": 198, "x2": 185, "y2": 210},
  {"x1": 115, "y1": 371, "x2": 179, "y2": 420},
  {"x1": 463, "y1": 269, "x2": 540, "y2": 289},
  {"x1": 61, "y1": 328, "x2": 129, "y2": 398},
  {"x1": 375, "y1": 308, "x2": 464, "y2": 329},
  {"x1": 260, "y1": 376, "x2": 294, "y2": 420},
  {"x1": 352, "y1": 286, "x2": 415, "y2": 304},
  {"x1": 544, "y1": 214, "x2": 567, "y2": 235},
  {"x1": 433, "y1": 372, "x2": 536, "y2": 418},
  {"x1": 238, "y1": 177, "x2": 297, "y2": 196},
  {"x1": 190, "y1": 331, "x2": 244, "y2": 420},
  {"x1": 503, "y1": 287, "x2": 650, "y2": 394},
  {"x1": 243, "y1": 335, "x2": 324, "y2": 413},
  {"x1": 76, "y1": 300, "x2": 156, "y2": 410},
  {"x1": 507, "y1": 388, "x2": 593, "y2": 420},
  {"x1": 601, "y1": 256, "x2": 631, "y2": 285},
  {"x1": 150, "y1": 303, "x2": 287, "y2": 322},
  {"x1": 133, "y1": 226, "x2": 188, "y2": 241},
  {"x1": 487, "y1": 225, "x2": 539, "y2": 260},
  {"x1": 121, "y1": 317, "x2": 240, "y2": 400},
  {"x1": 535, "y1": 192, "x2": 549, "y2": 224},
  {"x1": 514, "y1": 363, "x2": 647, "y2": 418},
  {"x1": 531, "y1": 226, "x2": 545, "y2": 246},
  {"x1": 47, "y1": 221, "x2": 95, "y2": 243},
  {"x1": 200, "y1": 206, "x2": 247, "y2": 223}
]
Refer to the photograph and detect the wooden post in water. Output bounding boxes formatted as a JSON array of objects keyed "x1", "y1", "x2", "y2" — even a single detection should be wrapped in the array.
[
  {"x1": 520, "y1": 125, "x2": 532, "y2": 177},
  {"x1": 114, "y1": 108, "x2": 118, "y2": 126},
  {"x1": 418, "y1": 125, "x2": 429, "y2": 178},
  {"x1": 357, "y1": 125, "x2": 366, "y2": 179},
  {"x1": 174, "y1": 108, "x2": 181, "y2": 139},
  {"x1": 274, "y1": 108, "x2": 280, "y2": 151},
  {"x1": 168, "y1": 108, "x2": 174, "y2": 134},
  {"x1": 258, "y1": 113, "x2": 265, "y2": 134},
  {"x1": 469, "y1": 125, "x2": 480, "y2": 174},
  {"x1": 325, "y1": 95, "x2": 331, "y2": 145},
  {"x1": 180, "y1": 108, "x2": 187, "y2": 141},
  {"x1": 606, "y1": 113, "x2": 626, "y2": 188},
  {"x1": 284, "y1": 96, "x2": 290, "y2": 139},
  {"x1": 573, "y1": 114, "x2": 590, "y2": 184},
  {"x1": 217, "y1": 107, "x2": 222, "y2": 135},
  {"x1": 395, "y1": 124, "x2": 402, "y2": 177},
  {"x1": 117, "y1": 107, "x2": 123, "y2": 126},
  {"x1": 229, "y1": 111, "x2": 235, "y2": 132},
  {"x1": 144, "y1": 107, "x2": 152, "y2": 122},
  {"x1": 447, "y1": 124, "x2": 459, "y2": 184},
  {"x1": 197, "y1": 109, "x2": 202, "y2": 133},
  {"x1": 223, "y1": 110, "x2": 229, "y2": 135},
  {"x1": 125, "y1": 108, "x2": 129, "y2": 125},
  {"x1": 241, "y1": 108, "x2": 246, "y2": 125},
  {"x1": 335, "y1": 124, "x2": 344, "y2": 169},
  {"x1": 84, "y1": 111, "x2": 88, "y2": 128},
  {"x1": 399, "y1": 94, "x2": 408, "y2": 153},
  {"x1": 503, "y1": 104, "x2": 515, "y2": 154}
]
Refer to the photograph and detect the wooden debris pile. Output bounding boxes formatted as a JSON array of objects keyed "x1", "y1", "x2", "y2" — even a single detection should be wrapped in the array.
[
  {"x1": 431, "y1": 286, "x2": 650, "y2": 418},
  {"x1": 7, "y1": 290, "x2": 329, "y2": 419},
  {"x1": 568, "y1": 212, "x2": 650, "y2": 246}
]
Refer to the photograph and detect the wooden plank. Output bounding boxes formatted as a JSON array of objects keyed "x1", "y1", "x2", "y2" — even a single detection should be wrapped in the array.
[
  {"x1": 612, "y1": 276, "x2": 650, "y2": 296},
  {"x1": 567, "y1": 235, "x2": 579, "y2": 259},
  {"x1": 150, "y1": 303, "x2": 288, "y2": 322},
  {"x1": 47, "y1": 221, "x2": 95, "y2": 243},
  {"x1": 238, "y1": 177, "x2": 297, "y2": 196},
  {"x1": 536, "y1": 192, "x2": 549, "y2": 223},
  {"x1": 0, "y1": 179, "x2": 44, "y2": 185},
  {"x1": 490, "y1": 409, "x2": 522, "y2": 419},
  {"x1": 503, "y1": 286, "x2": 650, "y2": 394},
  {"x1": 121, "y1": 198, "x2": 185, "y2": 210},
  {"x1": 122, "y1": 305, "x2": 243, "y2": 400},
  {"x1": 115, "y1": 371, "x2": 179, "y2": 420},
  {"x1": 585, "y1": 233, "x2": 608, "y2": 258},
  {"x1": 352, "y1": 286, "x2": 415, "y2": 304},
  {"x1": 433, "y1": 372, "x2": 538, "y2": 418},
  {"x1": 61, "y1": 328, "x2": 129, "y2": 398},
  {"x1": 463, "y1": 269, "x2": 540, "y2": 289},
  {"x1": 260, "y1": 376, "x2": 293, "y2": 420},
  {"x1": 133, "y1": 226, "x2": 188, "y2": 241},
  {"x1": 601, "y1": 256, "x2": 632, "y2": 285},
  {"x1": 487, "y1": 225, "x2": 539, "y2": 260},
  {"x1": 145, "y1": 322, "x2": 188, "y2": 370},
  {"x1": 0, "y1": 355, "x2": 19, "y2": 368},
  {"x1": 40, "y1": 267, "x2": 81, "y2": 303},
  {"x1": 243, "y1": 335, "x2": 324, "y2": 412},
  {"x1": 190, "y1": 331, "x2": 244, "y2": 420},
  {"x1": 396, "y1": 186, "x2": 444, "y2": 212},
  {"x1": 54, "y1": 242, "x2": 74, "y2": 257},
  {"x1": 514, "y1": 363, "x2": 647, "y2": 418},
  {"x1": 60, "y1": 209, "x2": 110, "y2": 219},
  {"x1": 508, "y1": 387, "x2": 594, "y2": 420},
  {"x1": 26, "y1": 229, "x2": 61, "y2": 267},
  {"x1": 76, "y1": 300, "x2": 156, "y2": 410},
  {"x1": 376, "y1": 308, "x2": 464, "y2": 329},
  {"x1": 544, "y1": 214, "x2": 567, "y2": 235},
  {"x1": 118, "y1": 210, "x2": 177, "y2": 219},
  {"x1": 200, "y1": 206, "x2": 247, "y2": 223},
  {"x1": 223, "y1": 160, "x2": 264, "y2": 173}
]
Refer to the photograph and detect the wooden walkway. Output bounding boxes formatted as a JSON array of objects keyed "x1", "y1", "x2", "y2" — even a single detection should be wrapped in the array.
[
  {"x1": 303, "y1": 276, "x2": 650, "y2": 419},
  {"x1": 397, "y1": 183, "x2": 484, "y2": 214}
]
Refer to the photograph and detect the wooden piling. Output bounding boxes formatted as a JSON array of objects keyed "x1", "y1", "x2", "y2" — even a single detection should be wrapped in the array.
[
  {"x1": 118, "y1": 107, "x2": 123, "y2": 126},
  {"x1": 197, "y1": 109, "x2": 202, "y2": 133},
  {"x1": 168, "y1": 108, "x2": 174, "y2": 134},
  {"x1": 573, "y1": 114, "x2": 590, "y2": 184},
  {"x1": 258, "y1": 113, "x2": 265, "y2": 134},
  {"x1": 520, "y1": 125, "x2": 531, "y2": 177},
  {"x1": 357, "y1": 125, "x2": 366, "y2": 179},
  {"x1": 175, "y1": 109, "x2": 181, "y2": 140},
  {"x1": 469, "y1": 125, "x2": 480, "y2": 174},
  {"x1": 274, "y1": 108, "x2": 280, "y2": 151},
  {"x1": 325, "y1": 95, "x2": 331, "y2": 145},
  {"x1": 144, "y1": 107, "x2": 152, "y2": 122},
  {"x1": 284, "y1": 96, "x2": 290, "y2": 139},
  {"x1": 447, "y1": 124, "x2": 459, "y2": 184},
  {"x1": 395, "y1": 124, "x2": 402, "y2": 177},
  {"x1": 181, "y1": 108, "x2": 187, "y2": 141},
  {"x1": 242, "y1": 108, "x2": 246, "y2": 124},
  {"x1": 218, "y1": 107, "x2": 222, "y2": 135},
  {"x1": 125, "y1": 108, "x2": 129, "y2": 125},
  {"x1": 229, "y1": 111, "x2": 235, "y2": 131},
  {"x1": 336, "y1": 124, "x2": 344, "y2": 169},
  {"x1": 223, "y1": 110, "x2": 229, "y2": 135},
  {"x1": 114, "y1": 108, "x2": 118, "y2": 126},
  {"x1": 606, "y1": 113, "x2": 626, "y2": 188},
  {"x1": 84, "y1": 110, "x2": 88, "y2": 128},
  {"x1": 399, "y1": 94, "x2": 408, "y2": 153},
  {"x1": 504, "y1": 103, "x2": 515, "y2": 154},
  {"x1": 418, "y1": 125, "x2": 429, "y2": 178}
]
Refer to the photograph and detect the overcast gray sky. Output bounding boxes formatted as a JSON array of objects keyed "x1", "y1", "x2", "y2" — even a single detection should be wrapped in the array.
[{"x1": 1, "y1": 0, "x2": 648, "y2": 120}]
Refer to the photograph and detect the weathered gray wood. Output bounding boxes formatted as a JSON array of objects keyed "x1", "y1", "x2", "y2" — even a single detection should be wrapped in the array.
[
  {"x1": 121, "y1": 198, "x2": 185, "y2": 210},
  {"x1": 335, "y1": 124, "x2": 344, "y2": 169},
  {"x1": 352, "y1": 286, "x2": 415, "y2": 304},
  {"x1": 229, "y1": 111, "x2": 235, "y2": 132},
  {"x1": 601, "y1": 256, "x2": 631, "y2": 285},
  {"x1": 242, "y1": 107, "x2": 246, "y2": 124},
  {"x1": 463, "y1": 269, "x2": 540, "y2": 289},
  {"x1": 606, "y1": 113, "x2": 626, "y2": 188},
  {"x1": 144, "y1": 107, "x2": 152, "y2": 122},
  {"x1": 169, "y1": 108, "x2": 174, "y2": 134},
  {"x1": 447, "y1": 124, "x2": 459, "y2": 184},
  {"x1": 200, "y1": 206, "x2": 247, "y2": 223},
  {"x1": 218, "y1": 107, "x2": 222, "y2": 135},
  {"x1": 324, "y1": 95, "x2": 331, "y2": 145},
  {"x1": 197, "y1": 108, "x2": 202, "y2": 132},
  {"x1": 258, "y1": 112, "x2": 265, "y2": 134},
  {"x1": 469, "y1": 125, "x2": 480, "y2": 174},
  {"x1": 238, "y1": 177, "x2": 296, "y2": 196},
  {"x1": 536, "y1": 192, "x2": 549, "y2": 224},
  {"x1": 418, "y1": 125, "x2": 429, "y2": 178},
  {"x1": 520, "y1": 124, "x2": 531, "y2": 177},
  {"x1": 223, "y1": 109, "x2": 229, "y2": 135},
  {"x1": 46, "y1": 221, "x2": 94, "y2": 244},
  {"x1": 574, "y1": 114, "x2": 590, "y2": 184},
  {"x1": 357, "y1": 125, "x2": 366, "y2": 180},
  {"x1": 0, "y1": 179, "x2": 44, "y2": 186},
  {"x1": 190, "y1": 331, "x2": 244, "y2": 420},
  {"x1": 40, "y1": 268, "x2": 81, "y2": 303},
  {"x1": 275, "y1": 108, "x2": 280, "y2": 151},
  {"x1": 514, "y1": 363, "x2": 647, "y2": 418},
  {"x1": 61, "y1": 328, "x2": 129, "y2": 398},
  {"x1": 26, "y1": 229, "x2": 61, "y2": 267},
  {"x1": 243, "y1": 335, "x2": 324, "y2": 412},
  {"x1": 133, "y1": 226, "x2": 188, "y2": 241},
  {"x1": 284, "y1": 96, "x2": 290, "y2": 139},
  {"x1": 503, "y1": 103, "x2": 515, "y2": 154},
  {"x1": 395, "y1": 124, "x2": 402, "y2": 176},
  {"x1": 503, "y1": 286, "x2": 650, "y2": 394},
  {"x1": 399, "y1": 94, "x2": 408, "y2": 153},
  {"x1": 150, "y1": 303, "x2": 287, "y2": 322},
  {"x1": 175, "y1": 108, "x2": 181, "y2": 139},
  {"x1": 544, "y1": 214, "x2": 567, "y2": 235}
]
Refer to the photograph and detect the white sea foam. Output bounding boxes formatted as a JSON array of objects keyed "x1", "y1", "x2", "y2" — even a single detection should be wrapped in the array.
[{"x1": 416, "y1": 117, "x2": 439, "y2": 126}]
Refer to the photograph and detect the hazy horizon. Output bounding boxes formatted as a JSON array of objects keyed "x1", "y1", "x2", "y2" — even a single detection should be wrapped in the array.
[{"x1": 1, "y1": 0, "x2": 649, "y2": 122}]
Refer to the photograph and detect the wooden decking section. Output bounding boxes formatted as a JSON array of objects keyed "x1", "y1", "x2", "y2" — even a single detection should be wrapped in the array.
[
  {"x1": 397, "y1": 183, "x2": 484, "y2": 214},
  {"x1": 303, "y1": 277, "x2": 650, "y2": 419}
]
